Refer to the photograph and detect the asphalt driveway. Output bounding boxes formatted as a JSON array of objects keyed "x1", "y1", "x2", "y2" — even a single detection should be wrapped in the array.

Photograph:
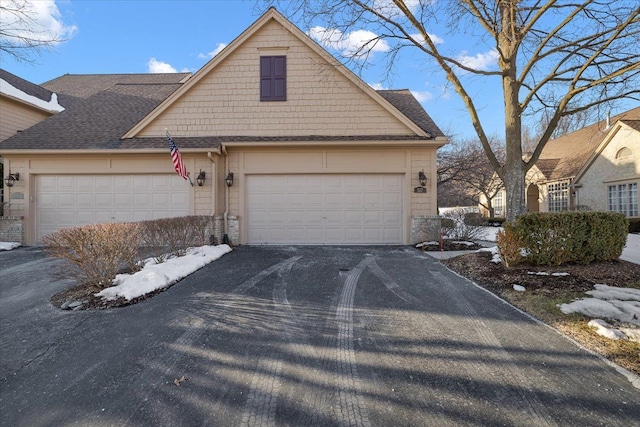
[{"x1": 1, "y1": 245, "x2": 639, "y2": 426}]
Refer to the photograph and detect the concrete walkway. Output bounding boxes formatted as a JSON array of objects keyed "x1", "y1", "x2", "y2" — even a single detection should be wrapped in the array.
[{"x1": 1, "y1": 246, "x2": 638, "y2": 426}]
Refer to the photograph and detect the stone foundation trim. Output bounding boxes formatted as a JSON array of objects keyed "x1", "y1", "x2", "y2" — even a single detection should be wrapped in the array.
[{"x1": 411, "y1": 215, "x2": 442, "y2": 244}]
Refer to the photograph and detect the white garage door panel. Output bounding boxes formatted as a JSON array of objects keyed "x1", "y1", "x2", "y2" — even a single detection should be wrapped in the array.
[
  {"x1": 36, "y1": 174, "x2": 190, "y2": 242},
  {"x1": 247, "y1": 174, "x2": 403, "y2": 245}
]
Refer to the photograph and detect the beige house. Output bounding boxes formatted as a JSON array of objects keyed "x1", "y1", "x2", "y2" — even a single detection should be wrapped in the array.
[
  {"x1": 480, "y1": 107, "x2": 639, "y2": 218},
  {"x1": 1, "y1": 69, "x2": 65, "y2": 210},
  {"x1": 0, "y1": 69, "x2": 64, "y2": 142},
  {"x1": 0, "y1": 8, "x2": 447, "y2": 246}
]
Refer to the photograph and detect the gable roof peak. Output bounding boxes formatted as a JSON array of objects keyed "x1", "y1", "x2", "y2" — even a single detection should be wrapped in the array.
[{"x1": 123, "y1": 6, "x2": 437, "y2": 140}]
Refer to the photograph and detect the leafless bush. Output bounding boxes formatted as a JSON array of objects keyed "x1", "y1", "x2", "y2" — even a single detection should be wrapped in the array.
[
  {"x1": 43, "y1": 223, "x2": 141, "y2": 289},
  {"x1": 139, "y1": 216, "x2": 212, "y2": 263},
  {"x1": 495, "y1": 225, "x2": 524, "y2": 267},
  {"x1": 441, "y1": 208, "x2": 486, "y2": 241}
]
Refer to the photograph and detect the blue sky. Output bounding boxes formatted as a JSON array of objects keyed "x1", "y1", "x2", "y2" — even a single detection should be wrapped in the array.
[{"x1": 2, "y1": 1, "x2": 635, "y2": 141}]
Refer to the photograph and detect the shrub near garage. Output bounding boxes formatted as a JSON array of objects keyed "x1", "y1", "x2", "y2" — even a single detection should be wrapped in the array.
[
  {"x1": 139, "y1": 216, "x2": 212, "y2": 263},
  {"x1": 43, "y1": 222, "x2": 141, "y2": 289},
  {"x1": 497, "y1": 212, "x2": 628, "y2": 266},
  {"x1": 44, "y1": 216, "x2": 215, "y2": 289}
]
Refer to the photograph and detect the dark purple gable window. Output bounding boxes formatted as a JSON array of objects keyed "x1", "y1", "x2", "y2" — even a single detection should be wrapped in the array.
[{"x1": 260, "y1": 56, "x2": 286, "y2": 101}]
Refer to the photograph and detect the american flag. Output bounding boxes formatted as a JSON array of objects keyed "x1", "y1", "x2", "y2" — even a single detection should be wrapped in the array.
[{"x1": 166, "y1": 132, "x2": 189, "y2": 180}]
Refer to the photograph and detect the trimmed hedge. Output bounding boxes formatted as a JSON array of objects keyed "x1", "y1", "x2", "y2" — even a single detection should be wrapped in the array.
[{"x1": 497, "y1": 211, "x2": 628, "y2": 266}]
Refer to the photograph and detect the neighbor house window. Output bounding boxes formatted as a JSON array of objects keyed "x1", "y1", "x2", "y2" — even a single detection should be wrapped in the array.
[
  {"x1": 493, "y1": 191, "x2": 504, "y2": 217},
  {"x1": 260, "y1": 56, "x2": 286, "y2": 101},
  {"x1": 615, "y1": 147, "x2": 632, "y2": 160},
  {"x1": 547, "y1": 180, "x2": 569, "y2": 212},
  {"x1": 608, "y1": 182, "x2": 638, "y2": 217}
]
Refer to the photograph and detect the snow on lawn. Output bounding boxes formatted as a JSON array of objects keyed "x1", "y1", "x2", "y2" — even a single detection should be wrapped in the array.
[
  {"x1": 0, "y1": 242, "x2": 21, "y2": 251},
  {"x1": 473, "y1": 231, "x2": 640, "y2": 341},
  {"x1": 559, "y1": 284, "x2": 640, "y2": 326},
  {"x1": 621, "y1": 233, "x2": 640, "y2": 264},
  {"x1": 96, "y1": 244, "x2": 232, "y2": 301}
]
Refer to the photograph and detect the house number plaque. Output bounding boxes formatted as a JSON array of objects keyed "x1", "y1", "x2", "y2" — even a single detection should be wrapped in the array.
[{"x1": 413, "y1": 187, "x2": 427, "y2": 193}]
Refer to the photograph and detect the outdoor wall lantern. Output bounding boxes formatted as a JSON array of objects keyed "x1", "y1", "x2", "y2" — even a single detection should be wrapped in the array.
[
  {"x1": 4, "y1": 173, "x2": 19, "y2": 188},
  {"x1": 226, "y1": 172, "x2": 234, "y2": 187},
  {"x1": 418, "y1": 170, "x2": 427, "y2": 187},
  {"x1": 196, "y1": 170, "x2": 206, "y2": 186}
]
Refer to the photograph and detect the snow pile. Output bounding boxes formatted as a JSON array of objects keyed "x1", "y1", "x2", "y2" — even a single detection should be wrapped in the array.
[
  {"x1": 526, "y1": 271, "x2": 569, "y2": 277},
  {"x1": 587, "y1": 319, "x2": 627, "y2": 340},
  {"x1": 0, "y1": 242, "x2": 21, "y2": 251},
  {"x1": 415, "y1": 241, "x2": 439, "y2": 248},
  {"x1": 477, "y1": 246, "x2": 501, "y2": 264},
  {"x1": 513, "y1": 284, "x2": 526, "y2": 292},
  {"x1": 96, "y1": 245, "x2": 232, "y2": 301},
  {"x1": 452, "y1": 240, "x2": 476, "y2": 246},
  {"x1": 560, "y1": 284, "x2": 640, "y2": 340}
]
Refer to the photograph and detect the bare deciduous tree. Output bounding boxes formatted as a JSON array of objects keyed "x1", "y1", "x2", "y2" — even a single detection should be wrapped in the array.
[
  {"x1": 0, "y1": 0, "x2": 74, "y2": 63},
  {"x1": 438, "y1": 138, "x2": 505, "y2": 217},
  {"x1": 267, "y1": 0, "x2": 640, "y2": 221}
]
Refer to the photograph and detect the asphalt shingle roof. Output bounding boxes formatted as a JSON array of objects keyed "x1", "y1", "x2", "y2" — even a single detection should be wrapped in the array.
[
  {"x1": 377, "y1": 89, "x2": 445, "y2": 138},
  {"x1": 0, "y1": 68, "x2": 56, "y2": 104},
  {"x1": 537, "y1": 107, "x2": 640, "y2": 181},
  {"x1": 0, "y1": 74, "x2": 443, "y2": 151}
]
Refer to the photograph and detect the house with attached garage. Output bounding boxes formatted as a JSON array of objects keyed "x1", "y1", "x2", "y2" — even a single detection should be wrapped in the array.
[{"x1": 0, "y1": 7, "x2": 447, "y2": 246}]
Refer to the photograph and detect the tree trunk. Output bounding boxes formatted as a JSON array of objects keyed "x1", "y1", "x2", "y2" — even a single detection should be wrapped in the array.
[
  {"x1": 502, "y1": 161, "x2": 526, "y2": 222},
  {"x1": 499, "y1": 1, "x2": 526, "y2": 223}
]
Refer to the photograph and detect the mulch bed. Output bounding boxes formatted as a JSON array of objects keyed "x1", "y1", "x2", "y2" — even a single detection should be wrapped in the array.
[{"x1": 443, "y1": 251, "x2": 640, "y2": 297}]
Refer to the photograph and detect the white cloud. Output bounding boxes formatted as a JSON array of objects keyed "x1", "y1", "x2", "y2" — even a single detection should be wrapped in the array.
[
  {"x1": 410, "y1": 90, "x2": 433, "y2": 103},
  {"x1": 372, "y1": 0, "x2": 421, "y2": 16},
  {"x1": 410, "y1": 32, "x2": 444, "y2": 45},
  {"x1": 148, "y1": 58, "x2": 177, "y2": 73},
  {"x1": 309, "y1": 26, "x2": 390, "y2": 59},
  {"x1": 0, "y1": 0, "x2": 77, "y2": 44},
  {"x1": 369, "y1": 82, "x2": 388, "y2": 90},
  {"x1": 198, "y1": 42, "x2": 228, "y2": 60},
  {"x1": 455, "y1": 49, "x2": 499, "y2": 71}
]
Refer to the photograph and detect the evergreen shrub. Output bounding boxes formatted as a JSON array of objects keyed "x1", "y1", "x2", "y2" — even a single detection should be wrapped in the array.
[{"x1": 497, "y1": 212, "x2": 627, "y2": 266}]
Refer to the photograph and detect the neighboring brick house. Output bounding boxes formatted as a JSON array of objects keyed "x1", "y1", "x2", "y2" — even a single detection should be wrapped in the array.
[
  {"x1": 480, "y1": 107, "x2": 639, "y2": 218},
  {"x1": 0, "y1": 8, "x2": 447, "y2": 245}
]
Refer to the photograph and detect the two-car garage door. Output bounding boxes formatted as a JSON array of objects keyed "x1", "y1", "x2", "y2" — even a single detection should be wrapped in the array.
[
  {"x1": 36, "y1": 174, "x2": 190, "y2": 242},
  {"x1": 246, "y1": 174, "x2": 403, "y2": 244}
]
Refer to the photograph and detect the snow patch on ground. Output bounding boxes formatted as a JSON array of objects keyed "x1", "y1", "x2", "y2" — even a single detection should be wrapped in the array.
[
  {"x1": 416, "y1": 241, "x2": 439, "y2": 248},
  {"x1": 588, "y1": 319, "x2": 628, "y2": 340},
  {"x1": 513, "y1": 284, "x2": 526, "y2": 292},
  {"x1": 0, "y1": 242, "x2": 21, "y2": 251},
  {"x1": 477, "y1": 246, "x2": 501, "y2": 264},
  {"x1": 560, "y1": 283, "x2": 640, "y2": 340},
  {"x1": 96, "y1": 245, "x2": 232, "y2": 301}
]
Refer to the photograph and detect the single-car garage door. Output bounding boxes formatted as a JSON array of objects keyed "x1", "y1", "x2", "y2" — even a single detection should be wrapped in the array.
[
  {"x1": 36, "y1": 174, "x2": 190, "y2": 242},
  {"x1": 246, "y1": 174, "x2": 403, "y2": 244}
]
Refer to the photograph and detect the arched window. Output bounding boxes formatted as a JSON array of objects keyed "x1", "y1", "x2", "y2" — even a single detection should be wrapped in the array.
[{"x1": 616, "y1": 147, "x2": 632, "y2": 159}]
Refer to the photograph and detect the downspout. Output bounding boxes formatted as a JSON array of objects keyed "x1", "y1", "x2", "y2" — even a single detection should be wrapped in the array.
[
  {"x1": 207, "y1": 150, "x2": 219, "y2": 216},
  {"x1": 222, "y1": 145, "x2": 230, "y2": 245}
]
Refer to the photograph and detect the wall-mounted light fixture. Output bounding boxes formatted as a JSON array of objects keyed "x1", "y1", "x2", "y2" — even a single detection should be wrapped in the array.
[
  {"x1": 4, "y1": 173, "x2": 19, "y2": 188},
  {"x1": 196, "y1": 170, "x2": 206, "y2": 186},
  {"x1": 418, "y1": 170, "x2": 427, "y2": 187},
  {"x1": 225, "y1": 172, "x2": 234, "y2": 187}
]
